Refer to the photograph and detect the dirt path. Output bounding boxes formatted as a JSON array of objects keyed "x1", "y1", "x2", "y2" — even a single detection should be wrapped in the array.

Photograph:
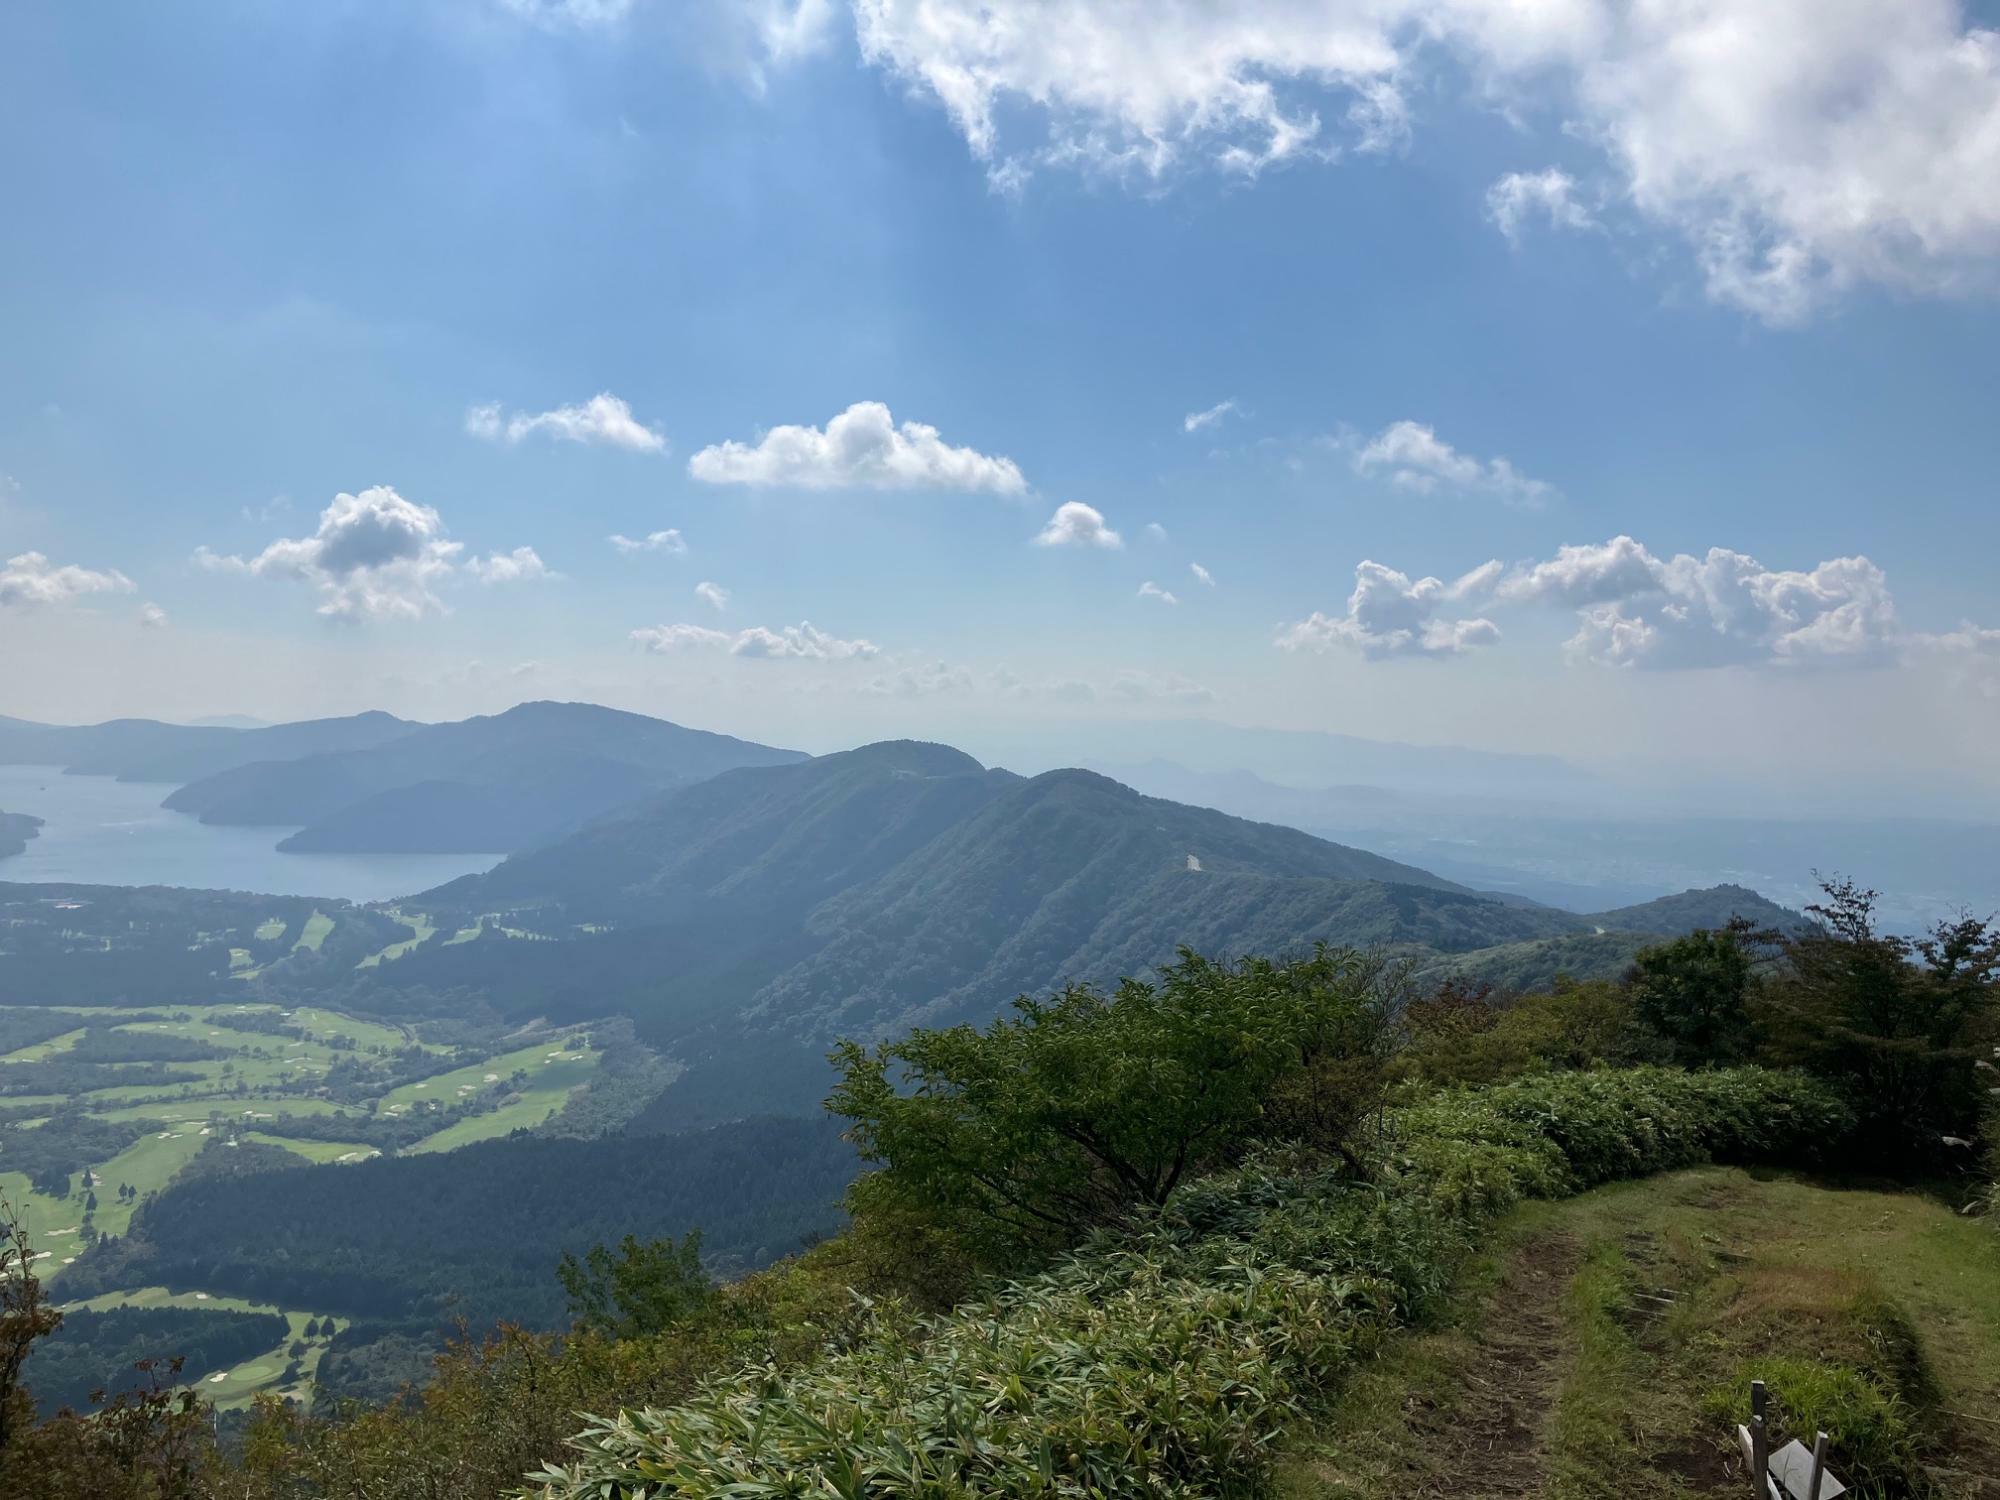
[
  {"x1": 1278, "y1": 1228, "x2": 1585, "y2": 1500},
  {"x1": 1408, "y1": 1230, "x2": 1584, "y2": 1498}
]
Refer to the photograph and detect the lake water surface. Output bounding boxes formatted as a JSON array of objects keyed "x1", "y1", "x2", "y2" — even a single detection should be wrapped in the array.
[{"x1": 0, "y1": 766, "x2": 500, "y2": 902}]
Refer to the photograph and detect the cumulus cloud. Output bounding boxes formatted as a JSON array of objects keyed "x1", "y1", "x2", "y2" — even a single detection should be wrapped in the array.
[
  {"x1": 846, "y1": 0, "x2": 2000, "y2": 322},
  {"x1": 695, "y1": 580, "x2": 731, "y2": 611},
  {"x1": 1034, "y1": 501, "x2": 1122, "y2": 549},
  {"x1": 689, "y1": 400, "x2": 1025, "y2": 492},
  {"x1": 631, "y1": 619, "x2": 879, "y2": 660},
  {"x1": 1296, "y1": 535, "x2": 1928, "y2": 670},
  {"x1": 1486, "y1": 168, "x2": 1597, "y2": 243},
  {"x1": 1190, "y1": 562, "x2": 1215, "y2": 587},
  {"x1": 137, "y1": 601, "x2": 168, "y2": 628},
  {"x1": 1497, "y1": 536, "x2": 1904, "y2": 668},
  {"x1": 467, "y1": 547, "x2": 553, "y2": 585},
  {"x1": 609, "y1": 528, "x2": 688, "y2": 555},
  {"x1": 1353, "y1": 420, "x2": 1554, "y2": 505},
  {"x1": 197, "y1": 486, "x2": 539, "y2": 621},
  {"x1": 1277, "y1": 560, "x2": 1503, "y2": 660},
  {"x1": 1137, "y1": 580, "x2": 1179, "y2": 605},
  {"x1": 1144, "y1": 522, "x2": 1169, "y2": 543},
  {"x1": 0, "y1": 552, "x2": 134, "y2": 609},
  {"x1": 1183, "y1": 398, "x2": 1238, "y2": 433},
  {"x1": 466, "y1": 392, "x2": 665, "y2": 453}
]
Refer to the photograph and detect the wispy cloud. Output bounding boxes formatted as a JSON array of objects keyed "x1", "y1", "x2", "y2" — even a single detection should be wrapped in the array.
[{"x1": 467, "y1": 393, "x2": 666, "y2": 453}]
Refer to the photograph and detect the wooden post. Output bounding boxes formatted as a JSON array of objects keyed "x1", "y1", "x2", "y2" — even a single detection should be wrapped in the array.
[{"x1": 1805, "y1": 1431, "x2": 1828, "y2": 1500}]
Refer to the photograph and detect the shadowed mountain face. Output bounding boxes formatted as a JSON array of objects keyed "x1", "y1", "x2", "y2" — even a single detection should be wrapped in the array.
[
  {"x1": 159, "y1": 701, "x2": 808, "y2": 853},
  {"x1": 365, "y1": 741, "x2": 1756, "y2": 1121},
  {"x1": 0, "y1": 711, "x2": 417, "y2": 783}
]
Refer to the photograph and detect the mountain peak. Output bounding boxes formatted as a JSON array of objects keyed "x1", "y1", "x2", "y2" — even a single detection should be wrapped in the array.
[{"x1": 835, "y1": 740, "x2": 987, "y2": 778}]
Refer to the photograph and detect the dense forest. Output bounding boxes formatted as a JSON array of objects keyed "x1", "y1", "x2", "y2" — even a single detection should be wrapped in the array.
[
  {"x1": 23, "y1": 1307, "x2": 290, "y2": 1418},
  {"x1": 57, "y1": 1116, "x2": 856, "y2": 1331}
]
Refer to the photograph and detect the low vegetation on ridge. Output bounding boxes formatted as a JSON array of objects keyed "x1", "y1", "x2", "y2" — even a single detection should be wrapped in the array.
[{"x1": 0, "y1": 880, "x2": 1993, "y2": 1499}]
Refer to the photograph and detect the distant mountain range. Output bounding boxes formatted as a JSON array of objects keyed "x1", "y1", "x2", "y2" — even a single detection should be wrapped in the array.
[
  {"x1": 162, "y1": 701, "x2": 806, "y2": 854},
  {"x1": 1, "y1": 703, "x2": 806, "y2": 855},
  {"x1": 0, "y1": 710, "x2": 416, "y2": 784},
  {"x1": 302, "y1": 738, "x2": 1801, "y2": 1123}
]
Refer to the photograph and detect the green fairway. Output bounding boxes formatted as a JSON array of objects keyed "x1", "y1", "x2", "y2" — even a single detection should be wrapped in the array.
[
  {"x1": 0, "y1": 1027, "x2": 88, "y2": 1064},
  {"x1": 377, "y1": 1033, "x2": 597, "y2": 1117},
  {"x1": 254, "y1": 917, "x2": 288, "y2": 941},
  {"x1": 404, "y1": 1049, "x2": 600, "y2": 1152},
  {"x1": 56, "y1": 1287, "x2": 349, "y2": 1410},
  {"x1": 245, "y1": 1132, "x2": 380, "y2": 1165},
  {"x1": 356, "y1": 909, "x2": 437, "y2": 969},
  {"x1": 292, "y1": 912, "x2": 335, "y2": 950}
]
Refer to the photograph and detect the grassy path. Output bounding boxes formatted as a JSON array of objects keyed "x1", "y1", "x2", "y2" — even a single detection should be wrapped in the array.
[{"x1": 1278, "y1": 1168, "x2": 2000, "y2": 1500}]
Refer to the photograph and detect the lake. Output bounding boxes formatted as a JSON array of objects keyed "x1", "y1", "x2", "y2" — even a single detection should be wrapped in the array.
[{"x1": 0, "y1": 766, "x2": 501, "y2": 902}]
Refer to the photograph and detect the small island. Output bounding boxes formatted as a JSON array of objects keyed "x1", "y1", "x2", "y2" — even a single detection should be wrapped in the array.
[{"x1": 0, "y1": 809, "x2": 45, "y2": 860}]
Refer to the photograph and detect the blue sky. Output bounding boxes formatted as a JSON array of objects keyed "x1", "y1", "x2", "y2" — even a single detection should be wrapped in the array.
[{"x1": 2, "y1": 1, "x2": 1997, "y2": 806}]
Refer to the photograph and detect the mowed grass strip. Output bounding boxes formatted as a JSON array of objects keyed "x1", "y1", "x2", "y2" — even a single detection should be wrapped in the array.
[
  {"x1": 355, "y1": 909, "x2": 437, "y2": 969},
  {"x1": 292, "y1": 912, "x2": 335, "y2": 951},
  {"x1": 55, "y1": 1288, "x2": 350, "y2": 1411},
  {"x1": 0, "y1": 1028, "x2": 87, "y2": 1064},
  {"x1": 244, "y1": 1132, "x2": 380, "y2": 1165},
  {"x1": 1278, "y1": 1168, "x2": 2000, "y2": 1500}
]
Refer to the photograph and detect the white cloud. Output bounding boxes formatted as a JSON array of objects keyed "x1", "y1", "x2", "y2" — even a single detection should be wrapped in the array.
[
  {"x1": 630, "y1": 623, "x2": 733, "y2": 652},
  {"x1": 197, "y1": 485, "x2": 538, "y2": 622},
  {"x1": 136, "y1": 601, "x2": 168, "y2": 628},
  {"x1": 0, "y1": 552, "x2": 134, "y2": 609},
  {"x1": 1498, "y1": 536, "x2": 1904, "y2": 668},
  {"x1": 1183, "y1": 398, "x2": 1238, "y2": 433},
  {"x1": 695, "y1": 580, "x2": 731, "y2": 611},
  {"x1": 860, "y1": 658, "x2": 977, "y2": 696},
  {"x1": 1108, "y1": 669, "x2": 1216, "y2": 704},
  {"x1": 631, "y1": 619, "x2": 879, "y2": 660},
  {"x1": 1034, "y1": 501, "x2": 1122, "y2": 549},
  {"x1": 846, "y1": 0, "x2": 2000, "y2": 322},
  {"x1": 1486, "y1": 168, "x2": 1597, "y2": 243},
  {"x1": 466, "y1": 393, "x2": 665, "y2": 453},
  {"x1": 1277, "y1": 560, "x2": 1503, "y2": 659},
  {"x1": 1144, "y1": 522, "x2": 1169, "y2": 543},
  {"x1": 688, "y1": 400, "x2": 1025, "y2": 492},
  {"x1": 1137, "y1": 580, "x2": 1179, "y2": 606},
  {"x1": 1190, "y1": 562, "x2": 1215, "y2": 587},
  {"x1": 1354, "y1": 420, "x2": 1554, "y2": 505},
  {"x1": 609, "y1": 529, "x2": 688, "y2": 555},
  {"x1": 466, "y1": 547, "x2": 552, "y2": 585}
]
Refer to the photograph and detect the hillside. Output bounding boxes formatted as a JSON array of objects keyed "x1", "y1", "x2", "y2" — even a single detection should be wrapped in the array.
[
  {"x1": 0, "y1": 711, "x2": 416, "y2": 783},
  {"x1": 336, "y1": 741, "x2": 1738, "y2": 1121},
  {"x1": 0, "y1": 810, "x2": 41, "y2": 860},
  {"x1": 162, "y1": 701, "x2": 808, "y2": 853}
]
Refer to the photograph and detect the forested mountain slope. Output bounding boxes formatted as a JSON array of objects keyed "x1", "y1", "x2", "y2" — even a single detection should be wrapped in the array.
[
  {"x1": 329, "y1": 742, "x2": 1599, "y2": 1119},
  {"x1": 162, "y1": 701, "x2": 807, "y2": 853}
]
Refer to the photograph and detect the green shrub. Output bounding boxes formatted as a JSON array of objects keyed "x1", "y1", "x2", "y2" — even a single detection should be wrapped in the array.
[
  {"x1": 524, "y1": 1066, "x2": 1848, "y2": 1500},
  {"x1": 1704, "y1": 1360, "x2": 1923, "y2": 1493}
]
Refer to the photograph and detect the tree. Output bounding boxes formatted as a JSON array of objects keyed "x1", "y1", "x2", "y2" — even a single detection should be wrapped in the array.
[
  {"x1": 557, "y1": 1232, "x2": 711, "y2": 1340},
  {"x1": 1631, "y1": 920, "x2": 1763, "y2": 1065},
  {"x1": 1760, "y1": 878, "x2": 1999, "y2": 1161},
  {"x1": 1, "y1": 1197, "x2": 63, "y2": 1458},
  {"x1": 829, "y1": 947, "x2": 1400, "y2": 1263}
]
